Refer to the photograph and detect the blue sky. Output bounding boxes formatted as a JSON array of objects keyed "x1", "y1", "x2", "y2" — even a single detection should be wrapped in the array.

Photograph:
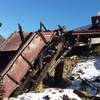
[{"x1": 0, "y1": 0, "x2": 100, "y2": 38}]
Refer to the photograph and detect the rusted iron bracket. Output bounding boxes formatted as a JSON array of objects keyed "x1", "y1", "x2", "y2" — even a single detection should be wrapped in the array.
[
  {"x1": 21, "y1": 54, "x2": 34, "y2": 69},
  {"x1": 18, "y1": 24, "x2": 25, "y2": 43},
  {"x1": 37, "y1": 31, "x2": 48, "y2": 44},
  {"x1": 0, "y1": 22, "x2": 2, "y2": 27},
  {"x1": 40, "y1": 22, "x2": 47, "y2": 32},
  {"x1": 7, "y1": 74, "x2": 20, "y2": 85}
]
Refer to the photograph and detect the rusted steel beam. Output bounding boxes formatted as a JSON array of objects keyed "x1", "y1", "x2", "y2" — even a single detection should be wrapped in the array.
[{"x1": 72, "y1": 29, "x2": 100, "y2": 35}]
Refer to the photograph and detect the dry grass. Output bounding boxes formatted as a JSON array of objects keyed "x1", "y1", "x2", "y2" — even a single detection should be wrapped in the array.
[
  {"x1": 94, "y1": 45, "x2": 100, "y2": 55},
  {"x1": 63, "y1": 56, "x2": 78, "y2": 79}
]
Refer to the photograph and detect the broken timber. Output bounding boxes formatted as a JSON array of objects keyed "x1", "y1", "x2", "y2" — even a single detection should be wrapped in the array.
[{"x1": 32, "y1": 45, "x2": 74, "y2": 90}]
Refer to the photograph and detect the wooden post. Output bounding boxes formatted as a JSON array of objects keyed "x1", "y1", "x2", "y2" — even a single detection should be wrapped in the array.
[{"x1": 54, "y1": 62, "x2": 64, "y2": 85}]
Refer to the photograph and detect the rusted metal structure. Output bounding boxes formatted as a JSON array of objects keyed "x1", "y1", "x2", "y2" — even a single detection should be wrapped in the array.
[
  {"x1": 0, "y1": 24, "x2": 56, "y2": 97},
  {"x1": 0, "y1": 16, "x2": 100, "y2": 98}
]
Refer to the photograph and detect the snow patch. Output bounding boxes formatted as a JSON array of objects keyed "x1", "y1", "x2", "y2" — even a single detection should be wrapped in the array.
[
  {"x1": 10, "y1": 88, "x2": 82, "y2": 100},
  {"x1": 72, "y1": 56, "x2": 100, "y2": 80}
]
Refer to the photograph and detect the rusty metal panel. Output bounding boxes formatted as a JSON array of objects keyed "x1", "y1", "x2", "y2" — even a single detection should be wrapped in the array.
[
  {"x1": 1, "y1": 31, "x2": 54, "y2": 97},
  {"x1": 0, "y1": 32, "x2": 29, "y2": 51},
  {"x1": 8, "y1": 56, "x2": 29, "y2": 82},
  {"x1": 3, "y1": 75, "x2": 17, "y2": 97},
  {"x1": 22, "y1": 32, "x2": 53, "y2": 61}
]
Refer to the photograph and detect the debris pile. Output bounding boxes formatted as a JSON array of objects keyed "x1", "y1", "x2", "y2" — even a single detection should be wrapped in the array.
[{"x1": 0, "y1": 15, "x2": 100, "y2": 100}]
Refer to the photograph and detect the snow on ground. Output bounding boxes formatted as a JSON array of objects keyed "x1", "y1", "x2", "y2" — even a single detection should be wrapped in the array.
[
  {"x1": 66, "y1": 56, "x2": 100, "y2": 96},
  {"x1": 9, "y1": 88, "x2": 82, "y2": 100},
  {"x1": 72, "y1": 56, "x2": 100, "y2": 80}
]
